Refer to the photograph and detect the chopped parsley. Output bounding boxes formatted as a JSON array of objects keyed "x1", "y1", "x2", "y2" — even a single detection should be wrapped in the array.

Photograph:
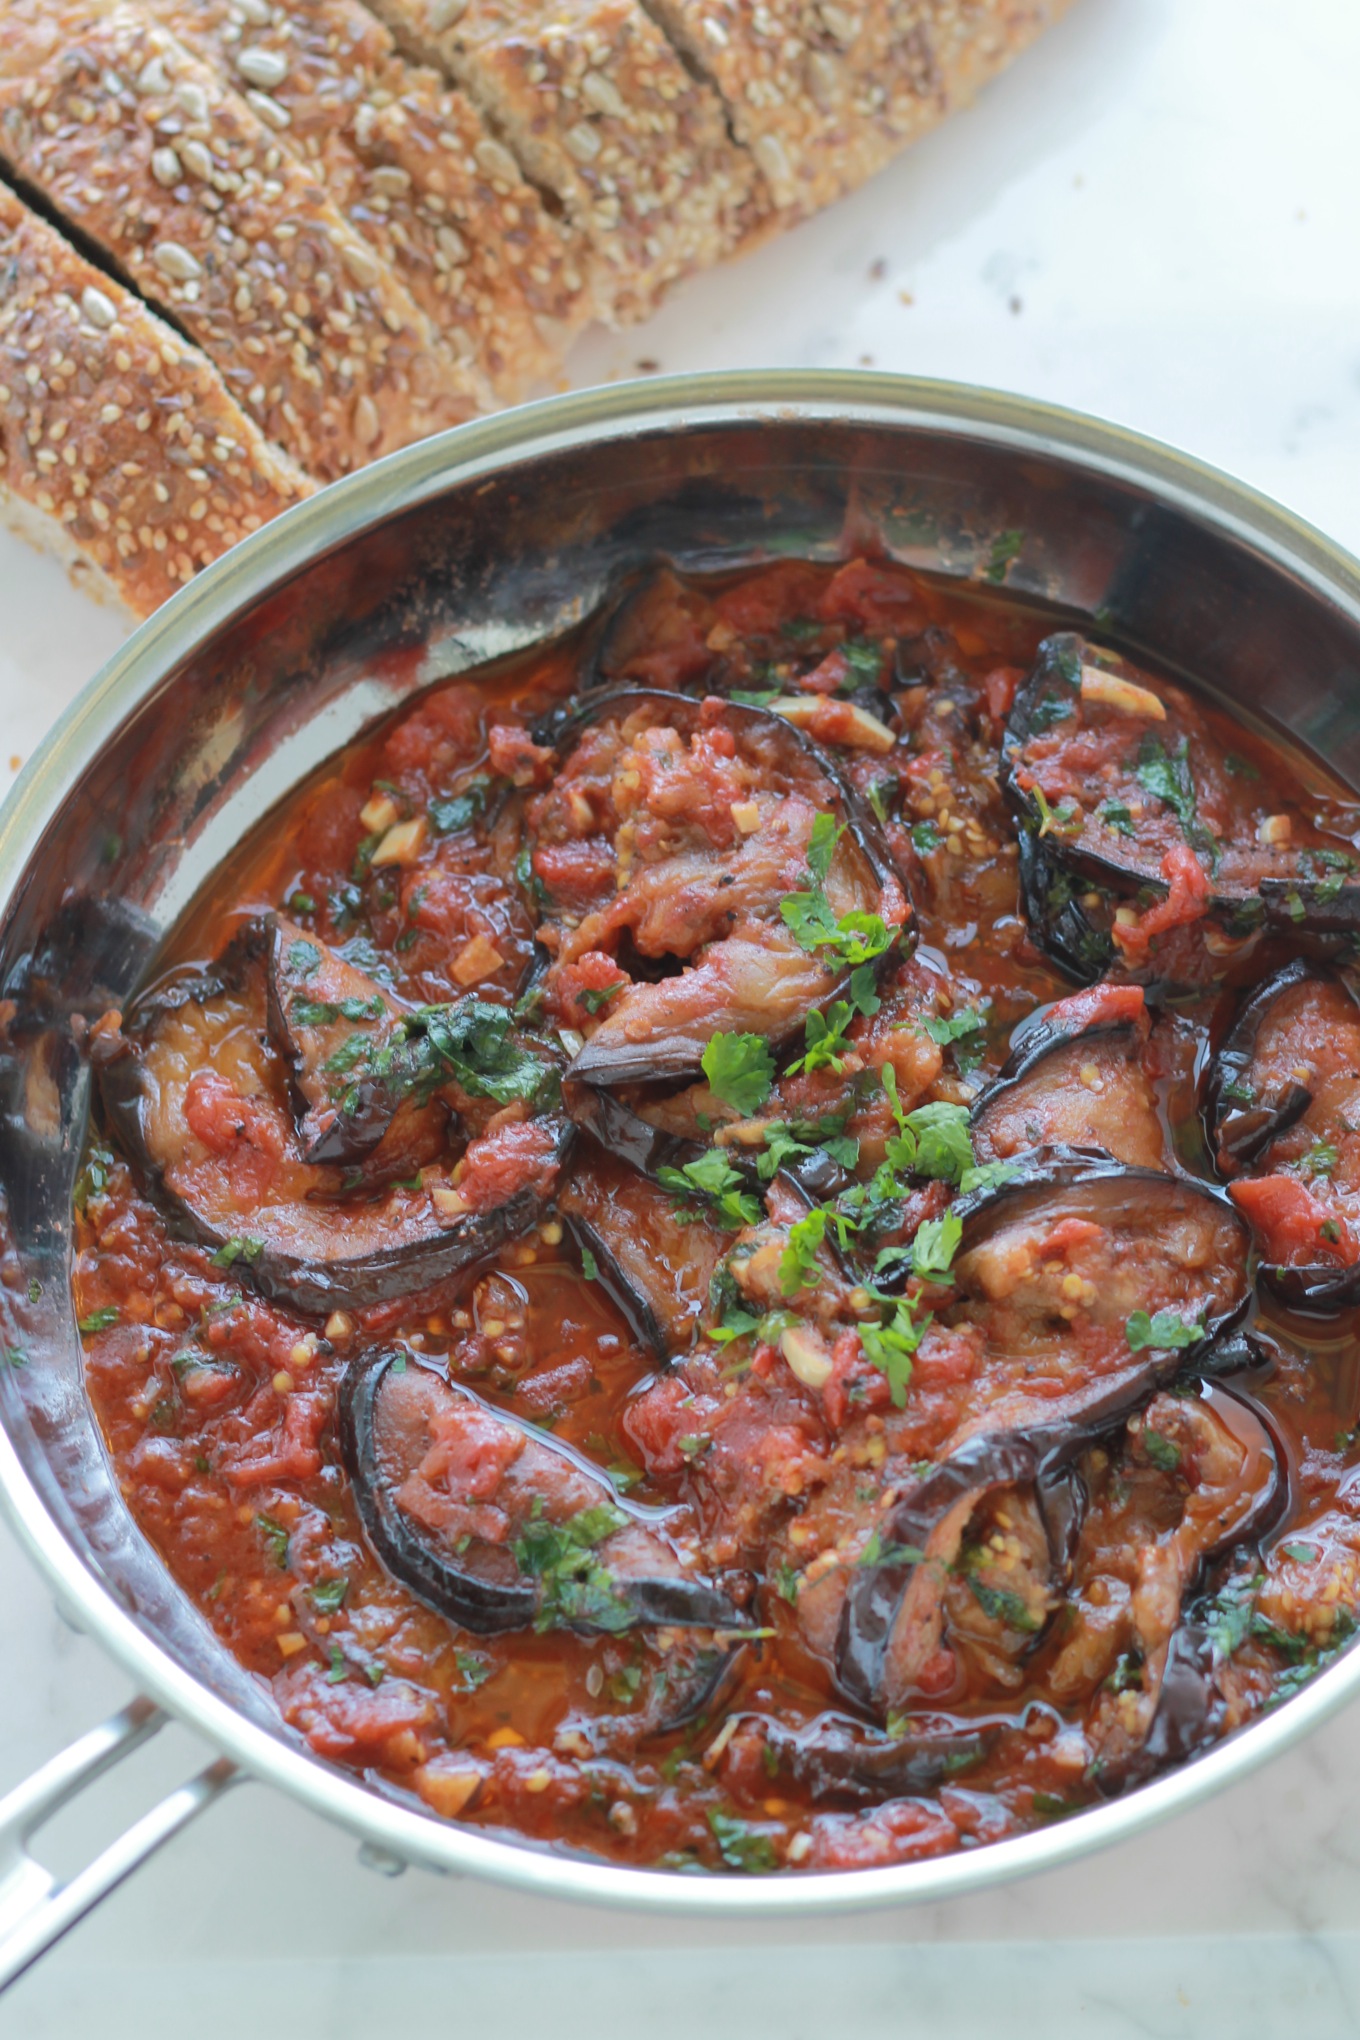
[
  {"x1": 1125, "y1": 1308, "x2": 1205, "y2": 1354},
  {"x1": 1135, "y1": 734, "x2": 1219, "y2": 870},
  {"x1": 1142, "y1": 1429, "x2": 1183, "y2": 1473},
  {"x1": 418, "y1": 999, "x2": 554, "y2": 1108},
  {"x1": 513, "y1": 1501, "x2": 631, "y2": 1633},
  {"x1": 780, "y1": 814, "x2": 897, "y2": 967},
  {"x1": 920, "y1": 1006, "x2": 987, "y2": 1049},
  {"x1": 73, "y1": 1143, "x2": 115, "y2": 1214},
  {"x1": 211, "y1": 1236, "x2": 264, "y2": 1270},
  {"x1": 1300, "y1": 1141, "x2": 1339, "y2": 1179},
  {"x1": 779, "y1": 1208, "x2": 830, "y2": 1295},
  {"x1": 984, "y1": 529, "x2": 1024, "y2": 584},
  {"x1": 968, "y1": 1578, "x2": 1041, "y2": 1632},
  {"x1": 707, "y1": 1809, "x2": 778, "y2": 1874},
  {"x1": 905, "y1": 1210, "x2": 963, "y2": 1281},
  {"x1": 702, "y1": 1031, "x2": 775, "y2": 1117},
  {"x1": 310, "y1": 1577, "x2": 349, "y2": 1614},
  {"x1": 657, "y1": 1150, "x2": 762, "y2": 1230},
  {"x1": 785, "y1": 965, "x2": 881, "y2": 1077},
  {"x1": 77, "y1": 1306, "x2": 120, "y2": 1334},
  {"x1": 286, "y1": 939, "x2": 321, "y2": 977},
  {"x1": 859, "y1": 1530, "x2": 926, "y2": 1568},
  {"x1": 290, "y1": 994, "x2": 385, "y2": 1028},
  {"x1": 911, "y1": 818, "x2": 941, "y2": 854},
  {"x1": 1031, "y1": 784, "x2": 1081, "y2": 839},
  {"x1": 858, "y1": 1291, "x2": 929, "y2": 1408},
  {"x1": 579, "y1": 982, "x2": 624, "y2": 1016},
  {"x1": 453, "y1": 1648, "x2": 496, "y2": 1690},
  {"x1": 255, "y1": 1514, "x2": 290, "y2": 1570},
  {"x1": 579, "y1": 1245, "x2": 600, "y2": 1282},
  {"x1": 1100, "y1": 800, "x2": 1136, "y2": 838},
  {"x1": 429, "y1": 775, "x2": 491, "y2": 835}
]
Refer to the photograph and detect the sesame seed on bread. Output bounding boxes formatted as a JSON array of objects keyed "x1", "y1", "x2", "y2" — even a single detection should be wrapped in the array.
[
  {"x1": 647, "y1": 0, "x2": 1080, "y2": 220},
  {"x1": 0, "y1": 0, "x2": 484, "y2": 478},
  {"x1": 137, "y1": 0, "x2": 589, "y2": 400},
  {"x1": 367, "y1": 0, "x2": 764, "y2": 324},
  {"x1": 0, "y1": 179, "x2": 311, "y2": 619}
]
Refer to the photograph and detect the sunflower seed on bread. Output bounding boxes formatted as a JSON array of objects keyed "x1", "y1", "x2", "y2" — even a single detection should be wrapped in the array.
[
  {"x1": 646, "y1": 0, "x2": 1079, "y2": 219},
  {"x1": 0, "y1": 0, "x2": 483, "y2": 478},
  {"x1": 367, "y1": 0, "x2": 765, "y2": 323},
  {"x1": 0, "y1": 181, "x2": 311, "y2": 619},
  {"x1": 137, "y1": 0, "x2": 589, "y2": 400}
]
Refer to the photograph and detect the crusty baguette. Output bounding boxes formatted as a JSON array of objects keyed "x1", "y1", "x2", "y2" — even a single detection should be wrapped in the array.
[
  {"x1": 366, "y1": 0, "x2": 765, "y2": 323},
  {"x1": 645, "y1": 0, "x2": 1080, "y2": 219},
  {"x1": 0, "y1": 181, "x2": 311, "y2": 619},
  {"x1": 0, "y1": 1, "x2": 483, "y2": 478},
  {"x1": 135, "y1": 0, "x2": 589, "y2": 399}
]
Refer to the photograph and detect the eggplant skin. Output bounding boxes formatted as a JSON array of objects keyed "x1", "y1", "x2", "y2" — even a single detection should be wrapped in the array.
[
  {"x1": 836, "y1": 1158, "x2": 1254, "y2": 1711},
  {"x1": 340, "y1": 1353, "x2": 535, "y2": 1634},
  {"x1": 1012, "y1": 828, "x2": 1116, "y2": 984},
  {"x1": 534, "y1": 686, "x2": 910, "y2": 1088},
  {"x1": 95, "y1": 923, "x2": 573, "y2": 1315},
  {"x1": 762, "y1": 1710, "x2": 998, "y2": 1807},
  {"x1": 1256, "y1": 1258, "x2": 1360, "y2": 1316},
  {"x1": 340, "y1": 1350, "x2": 749, "y2": 1638},
  {"x1": 1096, "y1": 1382, "x2": 1288, "y2": 1791},
  {"x1": 1004, "y1": 635, "x2": 1360, "y2": 965},
  {"x1": 1204, "y1": 959, "x2": 1329, "y2": 1173}
]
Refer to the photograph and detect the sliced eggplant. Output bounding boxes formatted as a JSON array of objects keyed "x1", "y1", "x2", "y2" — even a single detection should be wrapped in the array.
[
  {"x1": 760, "y1": 1709, "x2": 999, "y2": 1807},
  {"x1": 556, "y1": 1135, "x2": 731, "y2": 1361},
  {"x1": 971, "y1": 982, "x2": 1164, "y2": 1170},
  {"x1": 264, "y1": 916, "x2": 444, "y2": 1167},
  {"x1": 340, "y1": 1349, "x2": 748, "y2": 1636},
  {"x1": 835, "y1": 1158, "x2": 1252, "y2": 1710},
  {"x1": 1002, "y1": 633, "x2": 1360, "y2": 976},
  {"x1": 1079, "y1": 1382, "x2": 1286, "y2": 1787},
  {"x1": 1205, "y1": 960, "x2": 1326, "y2": 1171},
  {"x1": 94, "y1": 921, "x2": 569, "y2": 1313},
  {"x1": 565, "y1": 1073, "x2": 852, "y2": 1210},
  {"x1": 1206, "y1": 961, "x2": 1360, "y2": 1312},
  {"x1": 528, "y1": 688, "x2": 908, "y2": 1087}
]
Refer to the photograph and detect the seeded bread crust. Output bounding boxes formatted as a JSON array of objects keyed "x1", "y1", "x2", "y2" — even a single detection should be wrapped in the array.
[
  {"x1": 366, "y1": 0, "x2": 764, "y2": 323},
  {"x1": 644, "y1": 0, "x2": 1078, "y2": 219},
  {"x1": 0, "y1": 0, "x2": 483, "y2": 478},
  {"x1": 0, "y1": 181, "x2": 311, "y2": 618},
  {"x1": 137, "y1": 0, "x2": 588, "y2": 399}
]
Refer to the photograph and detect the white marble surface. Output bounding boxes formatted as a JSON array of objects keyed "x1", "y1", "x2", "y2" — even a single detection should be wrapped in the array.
[{"x1": 5, "y1": 0, "x2": 1360, "y2": 2028}]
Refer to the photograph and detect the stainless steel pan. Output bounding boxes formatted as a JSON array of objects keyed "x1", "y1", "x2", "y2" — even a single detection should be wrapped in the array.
[{"x1": 4, "y1": 370, "x2": 1360, "y2": 1983}]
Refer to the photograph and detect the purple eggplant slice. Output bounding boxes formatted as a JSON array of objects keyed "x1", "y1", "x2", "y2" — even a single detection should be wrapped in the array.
[
  {"x1": 1207, "y1": 961, "x2": 1360, "y2": 1312},
  {"x1": 264, "y1": 917, "x2": 448, "y2": 1167},
  {"x1": 760, "y1": 1709, "x2": 999, "y2": 1807},
  {"x1": 971, "y1": 981, "x2": 1164, "y2": 1170},
  {"x1": 1074, "y1": 1382, "x2": 1285, "y2": 1787},
  {"x1": 556, "y1": 1134, "x2": 731, "y2": 1361},
  {"x1": 93, "y1": 920, "x2": 569, "y2": 1314},
  {"x1": 835, "y1": 1158, "x2": 1252, "y2": 1711},
  {"x1": 340, "y1": 1350, "x2": 749, "y2": 1636},
  {"x1": 526, "y1": 688, "x2": 908, "y2": 1087},
  {"x1": 1002, "y1": 633, "x2": 1360, "y2": 978}
]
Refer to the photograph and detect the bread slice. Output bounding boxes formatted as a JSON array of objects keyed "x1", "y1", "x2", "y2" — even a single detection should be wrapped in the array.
[
  {"x1": 135, "y1": 0, "x2": 589, "y2": 400},
  {"x1": 0, "y1": 181, "x2": 311, "y2": 619},
  {"x1": 0, "y1": 0, "x2": 483, "y2": 479},
  {"x1": 366, "y1": 0, "x2": 766, "y2": 322},
  {"x1": 643, "y1": 0, "x2": 1079, "y2": 219}
]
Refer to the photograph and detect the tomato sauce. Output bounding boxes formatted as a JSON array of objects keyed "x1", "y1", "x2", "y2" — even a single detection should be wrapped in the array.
[{"x1": 72, "y1": 558, "x2": 1360, "y2": 1875}]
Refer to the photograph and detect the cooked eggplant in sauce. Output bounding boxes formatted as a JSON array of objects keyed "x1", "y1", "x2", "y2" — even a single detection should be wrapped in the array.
[{"x1": 73, "y1": 558, "x2": 1360, "y2": 1875}]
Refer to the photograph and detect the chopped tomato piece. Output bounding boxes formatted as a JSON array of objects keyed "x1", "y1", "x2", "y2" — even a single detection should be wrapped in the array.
[
  {"x1": 1230, "y1": 1175, "x2": 1358, "y2": 1267},
  {"x1": 1111, "y1": 844, "x2": 1211, "y2": 961}
]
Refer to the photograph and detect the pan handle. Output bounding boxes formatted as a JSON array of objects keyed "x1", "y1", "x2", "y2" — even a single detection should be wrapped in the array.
[{"x1": 0, "y1": 1696, "x2": 237, "y2": 1993}]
